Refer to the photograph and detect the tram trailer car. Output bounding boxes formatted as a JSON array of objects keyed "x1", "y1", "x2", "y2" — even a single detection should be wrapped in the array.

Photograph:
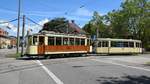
[
  {"x1": 95, "y1": 38, "x2": 142, "y2": 54},
  {"x1": 25, "y1": 32, "x2": 92, "y2": 57}
]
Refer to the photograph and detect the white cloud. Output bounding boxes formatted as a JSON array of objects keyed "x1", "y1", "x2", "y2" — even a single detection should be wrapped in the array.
[{"x1": 75, "y1": 8, "x2": 93, "y2": 17}]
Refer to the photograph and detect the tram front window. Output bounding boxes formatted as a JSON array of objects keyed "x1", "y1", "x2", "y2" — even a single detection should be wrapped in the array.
[
  {"x1": 28, "y1": 36, "x2": 32, "y2": 45},
  {"x1": 33, "y1": 36, "x2": 38, "y2": 45}
]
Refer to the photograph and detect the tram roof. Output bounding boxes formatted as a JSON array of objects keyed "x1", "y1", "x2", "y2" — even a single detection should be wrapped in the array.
[
  {"x1": 29, "y1": 32, "x2": 88, "y2": 38},
  {"x1": 97, "y1": 38, "x2": 141, "y2": 42}
]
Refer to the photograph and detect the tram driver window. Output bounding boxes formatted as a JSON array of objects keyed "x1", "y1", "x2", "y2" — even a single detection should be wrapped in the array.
[
  {"x1": 28, "y1": 36, "x2": 32, "y2": 45},
  {"x1": 33, "y1": 36, "x2": 38, "y2": 45}
]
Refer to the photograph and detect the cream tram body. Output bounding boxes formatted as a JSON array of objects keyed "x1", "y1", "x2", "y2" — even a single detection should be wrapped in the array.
[
  {"x1": 96, "y1": 38, "x2": 142, "y2": 54},
  {"x1": 26, "y1": 33, "x2": 92, "y2": 56}
]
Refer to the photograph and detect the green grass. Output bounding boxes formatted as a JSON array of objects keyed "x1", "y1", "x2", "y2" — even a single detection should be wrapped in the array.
[
  {"x1": 5, "y1": 53, "x2": 21, "y2": 58},
  {"x1": 145, "y1": 62, "x2": 150, "y2": 66}
]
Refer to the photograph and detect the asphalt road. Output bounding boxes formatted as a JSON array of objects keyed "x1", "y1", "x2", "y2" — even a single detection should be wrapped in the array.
[
  {"x1": 0, "y1": 51, "x2": 150, "y2": 84},
  {"x1": 0, "y1": 48, "x2": 17, "y2": 58}
]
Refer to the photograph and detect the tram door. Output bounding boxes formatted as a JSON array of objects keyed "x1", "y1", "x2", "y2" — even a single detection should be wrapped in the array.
[{"x1": 38, "y1": 36, "x2": 45, "y2": 55}]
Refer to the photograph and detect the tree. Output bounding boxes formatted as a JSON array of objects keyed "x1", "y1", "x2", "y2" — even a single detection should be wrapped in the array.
[
  {"x1": 41, "y1": 17, "x2": 68, "y2": 33},
  {"x1": 83, "y1": 11, "x2": 109, "y2": 38},
  {"x1": 83, "y1": 0, "x2": 150, "y2": 50}
]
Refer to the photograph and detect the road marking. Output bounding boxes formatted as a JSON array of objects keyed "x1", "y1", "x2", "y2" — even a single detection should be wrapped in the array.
[
  {"x1": 91, "y1": 59, "x2": 150, "y2": 72},
  {"x1": 35, "y1": 60, "x2": 64, "y2": 84}
]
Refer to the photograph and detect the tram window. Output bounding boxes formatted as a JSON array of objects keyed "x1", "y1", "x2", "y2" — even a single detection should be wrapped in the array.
[
  {"x1": 28, "y1": 36, "x2": 32, "y2": 45},
  {"x1": 140, "y1": 43, "x2": 142, "y2": 48},
  {"x1": 63, "y1": 38, "x2": 68, "y2": 45},
  {"x1": 87, "y1": 39, "x2": 90, "y2": 46},
  {"x1": 81, "y1": 39, "x2": 85, "y2": 45},
  {"x1": 48, "y1": 37, "x2": 54, "y2": 45},
  {"x1": 75, "y1": 38, "x2": 80, "y2": 45},
  {"x1": 56, "y1": 37, "x2": 61, "y2": 45},
  {"x1": 111, "y1": 41, "x2": 116, "y2": 47},
  {"x1": 129, "y1": 42, "x2": 134, "y2": 47},
  {"x1": 136, "y1": 42, "x2": 141, "y2": 47},
  {"x1": 111, "y1": 41, "x2": 123, "y2": 47},
  {"x1": 33, "y1": 36, "x2": 38, "y2": 45},
  {"x1": 69, "y1": 38, "x2": 74, "y2": 45},
  {"x1": 102, "y1": 41, "x2": 108, "y2": 47},
  {"x1": 124, "y1": 42, "x2": 129, "y2": 47},
  {"x1": 98, "y1": 41, "x2": 101, "y2": 47}
]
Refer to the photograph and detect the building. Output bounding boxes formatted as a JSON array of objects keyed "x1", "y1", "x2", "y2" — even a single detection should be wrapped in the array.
[
  {"x1": 68, "y1": 20, "x2": 86, "y2": 34},
  {"x1": 9, "y1": 36, "x2": 17, "y2": 48},
  {"x1": 0, "y1": 28, "x2": 16, "y2": 49},
  {"x1": 0, "y1": 28, "x2": 8, "y2": 36}
]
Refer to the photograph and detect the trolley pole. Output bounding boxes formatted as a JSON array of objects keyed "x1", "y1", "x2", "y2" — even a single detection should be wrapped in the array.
[
  {"x1": 66, "y1": 20, "x2": 69, "y2": 34},
  {"x1": 16, "y1": 0, "x2": 21, "y2": 54},
  {"x1": 21, "y1": 15, "x2": 25, "y2": 56}
]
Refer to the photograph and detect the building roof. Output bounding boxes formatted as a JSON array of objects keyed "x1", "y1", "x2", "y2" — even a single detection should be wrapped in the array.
[{"x1": 68, "y1": 21, "x2": 86, "y2": 34}]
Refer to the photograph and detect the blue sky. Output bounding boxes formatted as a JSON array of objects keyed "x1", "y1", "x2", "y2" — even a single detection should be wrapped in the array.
[{"x1": 0, "y1": 0, "x2": 123, "y2": 36}]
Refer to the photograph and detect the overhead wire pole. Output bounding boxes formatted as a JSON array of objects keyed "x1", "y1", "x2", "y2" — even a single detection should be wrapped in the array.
[
  {"x1": 21, "y1": 15, "x2": 25, "y2": 56},
  {"x1": 17, "y1": 0, "x2": 21, "y2": 54}
]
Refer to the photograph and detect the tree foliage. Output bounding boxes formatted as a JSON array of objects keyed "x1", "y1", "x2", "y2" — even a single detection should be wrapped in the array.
[
  {"x1": 41, "y1": 17, "x2": 68, "y2": 33},
  {"x1": 82, "y1": 0, "x2": 150, "y2": 50}
]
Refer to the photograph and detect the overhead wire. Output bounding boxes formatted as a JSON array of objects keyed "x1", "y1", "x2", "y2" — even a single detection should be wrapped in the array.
[
  {"x1": 26, "y1": 17, "x2": 43, "y2": 27},
  {"x1": 0, "y1": 18, "x2": 18, "y2": 24}
]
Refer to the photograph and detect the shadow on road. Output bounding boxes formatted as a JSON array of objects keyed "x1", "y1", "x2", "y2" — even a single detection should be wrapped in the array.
[{"x1": 96, "y1": 75, "x2": 150, "y2": 84}]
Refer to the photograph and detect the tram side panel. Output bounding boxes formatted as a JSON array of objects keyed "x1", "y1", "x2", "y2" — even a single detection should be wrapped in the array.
[
  {"x1": 26, "y1": 35, "x2": 91, "y2": 56},
  {"x1": 95, "y1": 38, "x2": 142, "y2": 54}
]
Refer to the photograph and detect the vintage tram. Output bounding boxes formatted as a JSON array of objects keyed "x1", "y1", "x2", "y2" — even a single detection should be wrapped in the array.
[
  {"x1": 25, "y1": 32, "x2": 92, "y2": 57},
  {"x1": 95, "y1": 38, "x2": 142, "y2": 54}
]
